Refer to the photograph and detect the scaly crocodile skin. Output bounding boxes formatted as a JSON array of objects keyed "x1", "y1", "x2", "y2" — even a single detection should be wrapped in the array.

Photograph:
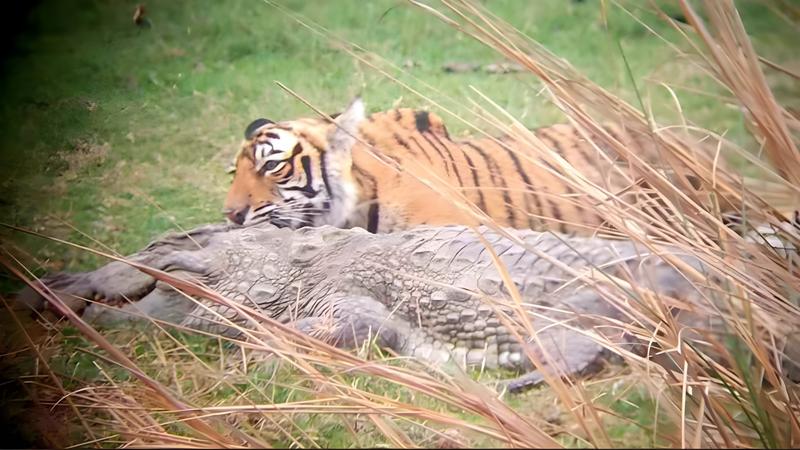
[{"x1": 18, "y1": 222, "x2": 796, "y2": 391}]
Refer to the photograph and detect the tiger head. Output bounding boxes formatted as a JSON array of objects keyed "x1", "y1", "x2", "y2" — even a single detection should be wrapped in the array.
[{"x1": 223, "y1": 98, "x2": 365, "y2": 228}]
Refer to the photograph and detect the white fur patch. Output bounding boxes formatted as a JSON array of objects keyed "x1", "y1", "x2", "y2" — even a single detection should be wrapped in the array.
[{"x1": 322, "y1": 97, "x2": 366, "y2": 227}]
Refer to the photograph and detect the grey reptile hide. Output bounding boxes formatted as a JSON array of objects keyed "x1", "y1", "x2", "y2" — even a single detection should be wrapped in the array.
[{"x1": 16, "y1": 222, "x2": 799, "y2": 391}]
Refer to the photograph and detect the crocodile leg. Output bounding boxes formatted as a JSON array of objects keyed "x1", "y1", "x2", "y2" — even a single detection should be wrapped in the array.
[
  {"x1": 17, "y1": 250, "x2": 211, "y2": 325},
  {"x1": 290, "y1": 294, "x2": 406, "y2": 352},
  {"x1": 505, "y1": 289, "x2": 621, "y2": 393},
  {"x1": 82, "y1": 279, "x2": 199, "y2": 326},
  {"x1": 15, "y1": 266, "x2": 157, "y2": 317},
  {"x1": 505, "y1": 329, "x2": 608, "y2": 393}
]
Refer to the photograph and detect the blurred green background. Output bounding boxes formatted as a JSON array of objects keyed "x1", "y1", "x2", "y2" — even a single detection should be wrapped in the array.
[{"x1": 0, "y1": 0, "x2": 797, "y2": 272}]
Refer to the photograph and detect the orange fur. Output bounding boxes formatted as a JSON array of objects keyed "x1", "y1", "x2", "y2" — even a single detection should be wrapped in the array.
[{"x1": 224, "y1": 104, "x2": 724, "y2": 234}]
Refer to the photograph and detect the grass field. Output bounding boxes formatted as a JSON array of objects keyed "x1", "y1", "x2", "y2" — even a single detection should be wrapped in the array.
[
  {"x1": 0, "y1": 0, "x2": 798, "y2": 447},
  {"x1": 1, "y1": 0, "x2": 797, "y2": 269}
]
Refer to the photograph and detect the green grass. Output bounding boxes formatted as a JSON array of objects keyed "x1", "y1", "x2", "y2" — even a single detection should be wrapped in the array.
[
  {"x1": 1, "y1": 322, "x2": 664, "y2": 447},
  {"x1": 0, "y1": 0, "x2": 797, "y2": 447}
]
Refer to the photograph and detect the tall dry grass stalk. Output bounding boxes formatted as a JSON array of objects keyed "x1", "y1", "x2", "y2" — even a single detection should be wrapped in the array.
[
  {"x1": 3, "y1": 0, "x2": 799, "y2": 447},
  {"x1": 403, "y1": 0, "x2": 800, "y2": 447},
  {"x1": 677, "y1": 0, "x2": 800, "y2": 186}
]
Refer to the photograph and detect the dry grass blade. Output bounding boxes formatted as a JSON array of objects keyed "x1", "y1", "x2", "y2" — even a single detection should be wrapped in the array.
[
  {"x1": 4, "y1": 0, "x2": 800, "y2": 448},
  {"x1": 417, "y1": 0, "x2": 797, "y2": 229},
  {"x1": 0, "y1": 251, "x2": 250, "y2": 448},
  {"x1": 678, "y1": 0, "x2": 800, "y2": 187},
  {"x1": 0, "y1": 295, "x2": 99, "y2": 446},
  {"x1": 407, "y1": 0, "x2": 800, "y2": 447}
]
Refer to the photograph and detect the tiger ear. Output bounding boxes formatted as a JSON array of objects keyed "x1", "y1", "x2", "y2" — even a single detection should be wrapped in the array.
[
  {"x1": 327, "y1": 97, "x2": 365, "y2": 154},
  {"x1": 244, "y1": 118, "x2": 274, "y2": 139}
]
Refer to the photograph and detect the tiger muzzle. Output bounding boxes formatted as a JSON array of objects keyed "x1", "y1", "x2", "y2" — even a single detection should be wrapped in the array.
[{"x1": 225, "y1": 206, "x2": 250, "y2": 225}]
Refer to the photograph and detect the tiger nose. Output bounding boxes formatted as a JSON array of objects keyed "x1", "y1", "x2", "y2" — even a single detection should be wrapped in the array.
[{"x1": 225, "y1": 206, "x2": 250, "y2": 225}]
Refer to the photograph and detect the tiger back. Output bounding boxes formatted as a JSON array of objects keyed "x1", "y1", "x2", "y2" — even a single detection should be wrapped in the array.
[{"x1": 223, "y1": 98, "x2": 721, "y2": 235}]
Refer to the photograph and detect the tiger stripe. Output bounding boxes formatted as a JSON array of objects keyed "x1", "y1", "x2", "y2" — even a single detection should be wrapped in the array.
[
  {"x1": 422, "y1": 133, "x2": 464, "y2": 189},
  {"x1": 408, "y1": 135, "x2": 450, "y2": 176},
  {"x1": 461, "y1": 141, "x2": 518, "y2": 227},
  {"x1": 224, "y1": 98, "x2": 736, "y2": 236},
  {"x1": 430, "y1": 133, "x2": 488, "y2": 215},
  {"x1": 393, "y1": 133, "x2": 434, "y2": 164}
]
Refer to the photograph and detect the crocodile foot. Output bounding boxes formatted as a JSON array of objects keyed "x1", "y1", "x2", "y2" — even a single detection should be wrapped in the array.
[
  {"x1": 14, "y1": 251, "x2": 210, "y2": 326},
  {"x1": 290, "y1": 294, "x2": 405, "y2": 352},
  {"x1": 504, "y1": 330, "x2": 611, "y2": 393}
]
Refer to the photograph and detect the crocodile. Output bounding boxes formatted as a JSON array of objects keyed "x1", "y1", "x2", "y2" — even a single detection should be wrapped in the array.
[{"x1": 16, "y1": 222, "x2": 799, "y2": 391}]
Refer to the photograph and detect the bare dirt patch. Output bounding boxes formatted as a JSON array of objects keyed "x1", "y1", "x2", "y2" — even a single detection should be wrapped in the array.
[
  {"x1": 49, "y1": 138, "x2": 110, "y2": 197},
  {"x1": 57, "y1": 139, "x2": 110, "y2": 181}
]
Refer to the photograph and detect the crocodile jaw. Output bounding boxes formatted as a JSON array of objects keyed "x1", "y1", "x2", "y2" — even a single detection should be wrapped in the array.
[{"x1": 81, "y1": 282, "x2": 198, "y2": 326}]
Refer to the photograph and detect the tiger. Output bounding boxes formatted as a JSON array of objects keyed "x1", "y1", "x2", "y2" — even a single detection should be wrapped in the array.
[{"x1": 221, "y1": 97, "x2": 764, "y2": 236}]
